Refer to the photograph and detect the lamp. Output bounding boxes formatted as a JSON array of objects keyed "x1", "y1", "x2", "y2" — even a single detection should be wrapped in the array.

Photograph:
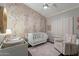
[
  {"x1": 0, "y1": 29, "x2": 12, "y2": 47},
  {"x1": 6, "y1": 29, "x2": 12, "y2": 35}
]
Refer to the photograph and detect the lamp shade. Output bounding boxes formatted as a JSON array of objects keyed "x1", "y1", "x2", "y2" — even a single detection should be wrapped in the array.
[{"x1": 6, "y1": 29, "x2": 12, "y2": 34}]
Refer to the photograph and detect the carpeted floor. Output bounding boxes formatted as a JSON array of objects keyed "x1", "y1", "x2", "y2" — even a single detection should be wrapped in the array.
[{"x1": 28, "y1": 42, "x2": 60, "y2": 56}]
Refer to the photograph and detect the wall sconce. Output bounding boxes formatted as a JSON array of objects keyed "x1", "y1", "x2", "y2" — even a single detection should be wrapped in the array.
[{"x1": 43, "y1": 3, "x2": 49, "y2": 9}]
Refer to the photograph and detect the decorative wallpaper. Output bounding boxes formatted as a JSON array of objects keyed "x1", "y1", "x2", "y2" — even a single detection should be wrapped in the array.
[{"x1": 0, "y1": 3, "x2": 46, "y2": 38}]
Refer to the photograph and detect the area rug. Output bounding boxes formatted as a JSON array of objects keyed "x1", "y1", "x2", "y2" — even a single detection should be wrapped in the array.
[{"x1": 28, "y1": 42, "x2": 60, "y2": 56}]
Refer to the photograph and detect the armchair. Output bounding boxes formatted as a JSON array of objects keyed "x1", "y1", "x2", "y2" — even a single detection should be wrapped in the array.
[
  {"x1": 54, "y1": 34, "x2": 77, "y2": 55},
  {"x1": 28, "y1": 32, "x2": 48, "y2": 46}
]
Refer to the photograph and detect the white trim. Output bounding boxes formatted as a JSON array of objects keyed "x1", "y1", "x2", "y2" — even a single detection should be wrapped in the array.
[{"x1": 47, "y1": 6, "x2": 79, "y2": 18}]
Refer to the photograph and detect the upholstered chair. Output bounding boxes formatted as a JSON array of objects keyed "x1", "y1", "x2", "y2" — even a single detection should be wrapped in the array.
[
  {"x1": 54, "y1": 34, "x2": 77, "y2": 55},
  {"x1": 28, "y1": 32, "x2": 48, "y2": 46}
]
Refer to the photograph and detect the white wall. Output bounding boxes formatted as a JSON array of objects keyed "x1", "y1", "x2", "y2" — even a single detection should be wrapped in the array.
[
  {"x1": 0, "y1": 4, "x2": 46, "y2": 38},
  {"x1": 46, "y1": 7, "x2": 79, "y2": 40}
]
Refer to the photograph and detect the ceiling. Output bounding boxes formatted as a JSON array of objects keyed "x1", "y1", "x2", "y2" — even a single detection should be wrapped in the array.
[{"x1": 25, "y1": 3, "x2": 79, "y2": 18}]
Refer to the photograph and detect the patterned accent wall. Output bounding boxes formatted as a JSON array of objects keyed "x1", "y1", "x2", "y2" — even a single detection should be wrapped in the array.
[{"x1": 0, "y1": 3, "x2": 46, "y2": 38}]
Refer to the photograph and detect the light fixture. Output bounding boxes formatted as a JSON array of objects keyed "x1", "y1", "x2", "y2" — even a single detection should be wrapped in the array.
[
  {"x1": 43, "y1": 3, "x2": 49, "y2": 9},
  {"x1": 6, "y1": 29, "x2": 12, "y2": 34}
]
